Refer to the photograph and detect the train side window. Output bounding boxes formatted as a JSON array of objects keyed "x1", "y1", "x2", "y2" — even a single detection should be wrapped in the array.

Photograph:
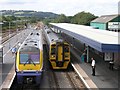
[
  {"x1": 37, "y1": 33, "x2": 39, "y2": 36},
  {"x1": 30, "y1": 33, "x2": 33, "y2": 35},
  {"x1": 51, "y1": 48, "x2": 56, "y2": 55},
  {"x1": 47, "y1": 31, "x2": 51, "y2": 34},
  {"x1": 64, "y1": 46, "x2": 69, "y2": 52}
]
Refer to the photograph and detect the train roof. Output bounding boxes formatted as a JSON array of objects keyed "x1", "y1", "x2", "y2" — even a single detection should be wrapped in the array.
[
  {"x1": 44, "y1": 28, "x2": 64, "y2": 44},
  {"x1": 19, "y1": 30, "x2": 43, "y2": 51}
]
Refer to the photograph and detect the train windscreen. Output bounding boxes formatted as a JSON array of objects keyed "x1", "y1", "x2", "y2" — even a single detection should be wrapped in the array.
[
  {"x1": 64, "y1": 45, "x2": 69, "y2": 52},
  {"x1": 51, "y1": 44, "x2": 56, "y2": 55},
  {"x1": 19, "y1": 47, "x2": 40, "y2": 64}
]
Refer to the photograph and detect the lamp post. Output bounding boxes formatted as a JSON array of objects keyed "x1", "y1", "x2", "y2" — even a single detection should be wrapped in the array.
[
  {"x1": 8, "y1": 21, "x2": 12, "y2": 49},
  {"x1": 13, "y1": 20, "x2": 23, "y2": 42},
  {"x1": 2, "y1": 21, "x2": 11, "y2": 49},
  {"x1": 2, "y1": 21, "x2": 11, "y2": 48},
  {"x1": 0, "y1": 22, "x2": 3, "y2": 44},
  {"x1": 9, "y1": 22, "x2": 11, "y2": 38},
  {"x1": 8, "y1": 21, "x2": 16, "y2": 49},
  {"x1": 13, "y1": 20, "x2": 18, "y2": 42}
]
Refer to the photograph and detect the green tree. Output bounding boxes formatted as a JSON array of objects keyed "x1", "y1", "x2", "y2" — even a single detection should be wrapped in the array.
[
  {"x1": 71, "y1": 11, "x2": 98, "y2": 25},
  {"x1": 30, "y1": 17, "x2": 37, "y2": 23},
  {"x1": 4, "y1": 15, "x2": 16, "y2": 22},
  {"x1": 43, "y1": 18, "x2": 51, "y2": 25},
  {"x1": 53, "y1": 14, "x2": 70, "y2": 23}
]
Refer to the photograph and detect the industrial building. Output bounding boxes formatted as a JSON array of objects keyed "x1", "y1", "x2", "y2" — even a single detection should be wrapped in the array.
[{"x1": 90, "y1": 14, "x2": 120, "y2": 32}]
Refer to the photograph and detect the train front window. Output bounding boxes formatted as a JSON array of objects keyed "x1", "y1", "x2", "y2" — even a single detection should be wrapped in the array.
[
  {"x1": 51, "y1": 48, "x2": 56, "y2": 55},
  {"x1": 64, "y1": 46, "x2": 69, "y2": 52},
  {"x1": 30, "y1": 54, "x2": 39, "y2": 63},
  {"x1": 20, "y1": 53, "x2": 40, "y2": 64},
  {"x1": 19, "y1": 47, "x2": 40, "y2": 64},
  {"x1": 20, "y1": 54, "x2": 29, "y2": 63},
  {"x1": 51, "y1": 45, "x2": 56, "y2": 55}
]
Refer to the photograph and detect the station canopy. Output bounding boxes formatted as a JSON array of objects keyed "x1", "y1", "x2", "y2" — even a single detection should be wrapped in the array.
[{"x1": 50, "y1": 23, "x2": 120, "y2": 52}]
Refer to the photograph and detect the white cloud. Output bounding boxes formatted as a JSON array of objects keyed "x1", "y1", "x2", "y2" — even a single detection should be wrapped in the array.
[{"x1": 0, "y1": 0, "x2": 119, "y2": 16}]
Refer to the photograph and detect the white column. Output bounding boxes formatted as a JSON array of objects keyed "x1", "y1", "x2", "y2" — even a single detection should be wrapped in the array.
[
  {"x1": 57, "y1": 29, "x2": 59, "y2": 33},
  {"x1": 86, "y1": 45, "x2": 89, "y2": 63},
  {"x1": 9, "y1": 22, "x2": 11, "y2": 49}
]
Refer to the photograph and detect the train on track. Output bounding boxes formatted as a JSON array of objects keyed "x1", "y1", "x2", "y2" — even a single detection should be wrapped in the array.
[
  {"x1": 15, "y1": 29, "x2": 43, "y2": 84},
  {"x1": 43, "y1": 27, "x2": 70, "y2": 69}
]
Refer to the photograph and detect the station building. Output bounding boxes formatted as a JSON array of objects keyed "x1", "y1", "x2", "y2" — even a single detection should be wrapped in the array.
[{"x1": 90, "y1": 14, "x2": 120, "y2": 32}]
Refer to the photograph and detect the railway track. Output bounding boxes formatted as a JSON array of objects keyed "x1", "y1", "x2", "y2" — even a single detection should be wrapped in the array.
[
  {"x1": 10, "y1": 77, "x2": 39, "y2": 90},
  {"x1": 42, "y1": 45, "x2": 86, "y2": 89},
  {"x1": 65, "y1": 70, "x2": 86, "y2": 89},
  {"x1": 1, "y1": 29, "x2": 23, "y2": 44},
  {"x1": 47, "y1": 68, "x2": 86, "y2": 89},
  {"x1": 43, "y1": 45, "x2": 60, "y2": 89},
  {"x1": 48, "y1": 70, "x2": 60, "y2": 89},
  {"x1": 52, "y1": 67, "x2": 86, "y2": 89},
  {"x1": 2, "y1": 33, "x2": 16, "y2": 44}
]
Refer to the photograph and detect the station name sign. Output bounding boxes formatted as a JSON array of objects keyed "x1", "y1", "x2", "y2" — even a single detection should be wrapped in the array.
[{"x1": 108, "y1": 22, "x2": 120, "y2": 30}]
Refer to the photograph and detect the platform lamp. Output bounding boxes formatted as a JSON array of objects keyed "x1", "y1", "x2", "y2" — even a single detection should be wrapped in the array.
[
  {"x1": 13, "y1": 20, "x2": 19, "y2": 42},
  {"x1": 2, "y1": 21, "x2": 11, "y2": 48},
  {"x1": 0, "y1": 22, "x2": 4, "y2": 44},
  {"x1": 8, "y1": 21, "x2": 11, "y2": 49}
]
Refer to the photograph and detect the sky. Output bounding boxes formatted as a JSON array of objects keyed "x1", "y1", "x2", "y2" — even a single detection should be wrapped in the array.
[{"x1": 0, "y1": 0, "x2": 119, "y2": 16}]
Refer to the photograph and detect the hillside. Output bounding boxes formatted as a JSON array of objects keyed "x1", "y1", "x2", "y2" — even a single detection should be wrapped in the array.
[{"x1": 1, "y1": 10, "x2": 59, "y2": 19}]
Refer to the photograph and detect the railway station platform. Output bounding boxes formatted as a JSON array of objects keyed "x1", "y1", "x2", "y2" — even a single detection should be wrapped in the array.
[
  {"x1": 1, "y1": 64, "x2": 14, "y2": 84},
  {"x1": 0, "y1": 64, "x2": 15, "y2": 89},
  {"x1": 71, "y1": 47, "x2": 119, "y2": 89},
  {"x1": 50, "y1": 23, "x2": 120, "y2": 89}
]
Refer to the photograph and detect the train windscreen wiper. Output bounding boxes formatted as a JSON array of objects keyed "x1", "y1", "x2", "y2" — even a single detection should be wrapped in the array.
[{"x1": 24, "y1": 58, "x2": 36, "y2": 66}]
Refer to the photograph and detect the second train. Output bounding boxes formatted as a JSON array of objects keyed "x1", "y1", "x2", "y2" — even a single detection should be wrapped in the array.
[{"x1": 43, "y1": 27, "x2": 70, "y2": 69}]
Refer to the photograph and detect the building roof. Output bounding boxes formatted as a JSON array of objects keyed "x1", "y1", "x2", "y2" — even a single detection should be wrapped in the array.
[
  {"x1": 50, "y1": 23, "x2": 120, "y2": 52},
  {"x1": 91, "y1": 15, "x2": 119, "y2": 23}
]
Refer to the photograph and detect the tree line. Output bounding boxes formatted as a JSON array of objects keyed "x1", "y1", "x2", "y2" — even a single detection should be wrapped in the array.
[
  {"x1": 1, "y1": 11, "x2": 98, "y2": 30},
  {"x1": 1, "y1": 15, "x2": 44, "y2": 30},
  {"x1": 43, "y1": 11, "x2": 98, "y2": 26}
]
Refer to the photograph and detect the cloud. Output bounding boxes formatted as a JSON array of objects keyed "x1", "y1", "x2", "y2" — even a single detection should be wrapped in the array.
[
  {"x1": 0, "y1": 0, "x2": 119, "y2": 16},
  {"x1": 0, "y1": 0, "x2": 36, "y2": 4}
]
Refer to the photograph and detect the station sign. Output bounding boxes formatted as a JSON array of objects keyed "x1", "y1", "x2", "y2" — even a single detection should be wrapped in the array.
[
  {"x1": 108, "y1": 22, "x2": 120, "y2": 30},
  {"x1": 104, "y1": 52, "x2": 113, "y2": 61}
]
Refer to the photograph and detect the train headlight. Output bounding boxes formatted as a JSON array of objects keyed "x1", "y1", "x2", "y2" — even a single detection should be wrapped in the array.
[
  {"x1": 52, "y1": 56, "x2": 54, "y2": 58},
  {"x1": 19, "y1": 70, "x2": 23, "y2": 73},
  {"x1": 36, "y1": 71, "x2": 39, "y2": 73},
  {"x1": 51, "y1": 55, "x2": 55, "y2": 58},
  {"x1": 16, "y1": 69, "x2": 18, "y2": 72},
  {"x1": 65, "y1": 55, "x2": 69, "y2": 58}
]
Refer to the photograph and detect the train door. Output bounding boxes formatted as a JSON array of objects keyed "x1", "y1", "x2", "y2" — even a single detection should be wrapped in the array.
[
  {"x1": 56, "y1": 43, "x2": 64, "y2": 67},
  {"x1": 57, "y1": 45, "x2": 63, "y2": 61}
]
